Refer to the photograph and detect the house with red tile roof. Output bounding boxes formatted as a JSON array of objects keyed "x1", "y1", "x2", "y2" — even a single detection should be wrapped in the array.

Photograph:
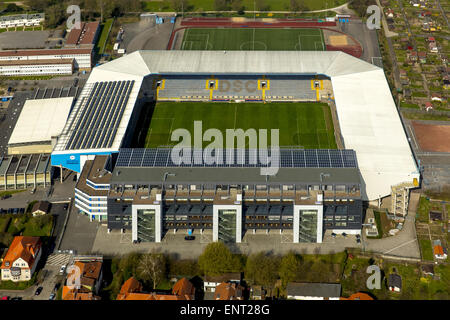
[
  {"x1": 341, "y1": 292, "x2": 374, "y2": 300},
  {"x1": 116, "y1": 277, "x2": 195, "y2": 300},
  {"x1": 62, "y1": 259, "x2": 103, "y2": 300},
  {"x1": 0, "y1": 236, "x2": 42, "y2": 282},
  {"x1": 213, "y1": 282, "x2": 245, "y2": 300},
  {"x1": 434, "y1": 245, "x2": 447, "y2": 260}
]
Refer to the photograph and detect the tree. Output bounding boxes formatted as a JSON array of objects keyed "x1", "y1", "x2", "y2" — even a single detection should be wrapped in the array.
[
  {"x1": 214, "y1": 0, "x2": 230, "y2": 11},
  {"x1": 137, "y1": 251, "x2": 166, "y2": 290},
  {"x1": 279, "y1": 251, "x2": 302, "y2": 287},
  {"x1": 198, "y1": 242, "x2": 235, "y2": 276},
  {"x1": 5, "y1": 3, "x2": 24, "y2": 13},
  {"x1": 289, "y1": 0, "x2": 300, "y2": 12},
  {"x1": 231, "y1": 0, "x2": 244, "y2": 12},
  {"x1": 119, "y1": 252, "x2": 141, "y2": 281},
  {"x1": 255, "y1": 0, "x2": 269, "y2": 11},
  {"x1": 245, "y1": 252, "x2": 280, "y2": 289},
  {"x1": 171, "y1": 0, "x2": 189, "y2": 12}
]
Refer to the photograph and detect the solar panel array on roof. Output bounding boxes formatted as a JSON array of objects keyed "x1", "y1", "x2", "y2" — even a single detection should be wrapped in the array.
[
  {"x1": 116, "y1": 148, "x2": 358, "y2": 169},
  {"x1": 66, "y1": 80, "x2": 134, "y2": 150}
]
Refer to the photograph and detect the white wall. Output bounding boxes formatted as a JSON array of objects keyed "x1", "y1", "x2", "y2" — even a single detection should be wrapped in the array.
[
  {"x1": 213, "y1": 204, "x2": 242, "y2": 243},
  {"x1": 293, "y1": 204, "x2": 323, "y2": 243},
  {"x1": 132, "y1": 201, "x2": 162, "y2": 242}
]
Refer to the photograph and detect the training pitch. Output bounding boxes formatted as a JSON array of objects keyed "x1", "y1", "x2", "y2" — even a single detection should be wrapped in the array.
[
  {"x1": 181, "y1": 28, "x2": 326, "y2": 51},
  {"x1": 144, "y1": 102, "x2": 337, "y2": 149}
]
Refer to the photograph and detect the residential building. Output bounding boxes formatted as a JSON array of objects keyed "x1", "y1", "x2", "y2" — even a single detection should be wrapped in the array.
[
  {"x1": 431, "y1": 94, "x2": 443, "y2": 102},
  {"x1": 286, "y1": 282, "x2": 341, "y2": 300},
  {"x1": 31, "y1": 200, "x2": 51, "y2": 216},
  {"x1": 0, "y1": 236, "x2": 42, "y2": 282},
  {"x1": 388, "y1": 274, "x2": 402, "y2": 292},
  {"x1": 63, "y1": 257, "x2": 103, "y2": 300},
  {"x1": 433, "y1": 241, "x2": 447, "y2": 260},
  {"x1": 0, "y1": 13, "x2": 44, "y2": 29},
  {"x1": 418, "y1": 51, "x2": 427, "y2": 63},
  {"x1": 116, "y1": 277, "x2": 195, "y2": 300},
  {"x1": 204, "y1": 273, "x2": 243, "y2": 293},
  {"x1": 407, "y1": 51, "x2": 418, "y2": 63},
  {"x1": 0, "y1": 48, "x2": 93, "y2": 71},
  {"x1": 213, "y1": 282, "x2": 245, "y2": 300},
  {"x1": 340, "y1": 292, "x2": 373, "y2": 300}
]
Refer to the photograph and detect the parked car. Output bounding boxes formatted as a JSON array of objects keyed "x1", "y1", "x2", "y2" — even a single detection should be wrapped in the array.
[
  {"x1": 59, "y1": 265, "x2": 66, "y2": 275},
  {"x1": 184, "y1": 236, "x2": 195, "y2": 241},
  {"x1": 1, "y1": 194, "x2": 11, "y2": 200},
  {"x1": 49, "y1": 293, "x2": 56, "y2": 300},
  {"x1": 63, "y1": 204, "x2": 68, "y2": 210},
  {"x1": 35, "y1": 287, "x2": 43, "y2": 295},
  {"x1": 0, "y1": 296, "x2": 9, "y2": 300},
  {"x1": 10, "y1": 297, "x2": 22, "y2": 300}
]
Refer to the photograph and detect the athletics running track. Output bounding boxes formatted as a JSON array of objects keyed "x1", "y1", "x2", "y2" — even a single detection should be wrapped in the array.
[{"x1": 167, "y1": 17, "x2": 363, "y2": 58}]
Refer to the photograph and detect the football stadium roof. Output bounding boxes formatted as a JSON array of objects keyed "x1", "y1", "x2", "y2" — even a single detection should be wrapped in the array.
[{"x1": 52, "y1": 50, "x2": 419, "y2": 201}]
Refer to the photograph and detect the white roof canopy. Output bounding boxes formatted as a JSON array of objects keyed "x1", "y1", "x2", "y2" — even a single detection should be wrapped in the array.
[
  {"x1": 59, "y1": 50, "x2": 419, "y2": 200},
  {"x1": 9, "y1": 97, "x2": 73, "y2": 145}
]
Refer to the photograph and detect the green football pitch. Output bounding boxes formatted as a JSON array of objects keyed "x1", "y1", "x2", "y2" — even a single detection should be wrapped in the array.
[
  {"x1": 144, "y1": 102, "x2": 337, "y2": 149},
  {"x1": 181, "y1": 28, "x2": 325, "y2": 51}
]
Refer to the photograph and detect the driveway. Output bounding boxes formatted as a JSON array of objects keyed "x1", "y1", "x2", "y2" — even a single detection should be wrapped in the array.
[{"x1": 361, "y1": 192, "x2": 421, "y2": 259}]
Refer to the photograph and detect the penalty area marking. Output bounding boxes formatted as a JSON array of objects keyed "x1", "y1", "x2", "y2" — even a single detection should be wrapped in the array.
[{"x1": 239, "y1": 41, "x2": 267, "y2": 50}]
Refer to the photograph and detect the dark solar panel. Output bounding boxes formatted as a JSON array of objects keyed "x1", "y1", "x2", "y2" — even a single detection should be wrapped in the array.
[
  {"x1": 116, "y1": 148, "x2": 358, "y2": 169},
  {"x1": 66, "y1": 80, "x2": 135, "y2": 150}
]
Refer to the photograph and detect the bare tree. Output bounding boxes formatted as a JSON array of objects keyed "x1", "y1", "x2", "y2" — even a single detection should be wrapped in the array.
[{"x1": 137, "y1": 251, "x2": 166, "y2": 290}]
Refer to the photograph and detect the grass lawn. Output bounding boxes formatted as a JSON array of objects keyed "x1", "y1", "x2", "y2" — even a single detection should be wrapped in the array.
[
  {"x1": 6, "y1": 214, "x2": 53, "y2": 237},
  {"x1": 142, "y1": 0, "x2": 347, "y2": 11},
  {"x1": 0, "y1": 273, "x2": 37, "y2": 290},
  {"x1": 144, "y1": 102, "x2": 337, "y2": 149},
  {"x1": 403, "y1": 112, "x2": 450, "y2": 122},
  {"x1": 96, "y1": 18, "x2": 114, "y2": 55},
  {"x1": 0, "y1": 216, "x2": 11, "y2": 233},
  {"x1": 182, "y1": 28, "x2": 325, "y2": 51},
  {"x1": 0, "y1": 189, "x2": 25, "y2": 198},
  {"x1": 418, "y1": 236, "x2": 434, "y2": 261},
  {"x1": 367, "y1": 211, "x2": 383, "y2": 239}
]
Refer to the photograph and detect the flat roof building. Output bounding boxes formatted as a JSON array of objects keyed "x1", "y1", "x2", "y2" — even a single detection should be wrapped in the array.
[
  {"x1": 0, "y1": 154, "x2": 51, "y2": 190},
  {"x1": 75, "y1": 148, "x2": 363, "y2": 243},
  {"x1": 0, "y1": 58, "x2": 74, "y2": 76},
  {"x1": 0, "y1": 48, "x2": 93, "y2": 71},
  {"x1": 8, "y1": 97, "x2": 74, "y2": 155}
]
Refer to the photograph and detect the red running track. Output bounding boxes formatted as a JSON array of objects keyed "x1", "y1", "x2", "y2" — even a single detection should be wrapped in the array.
[{"x1": 168, "y1": 17, "x2": 363, "y2": 58}]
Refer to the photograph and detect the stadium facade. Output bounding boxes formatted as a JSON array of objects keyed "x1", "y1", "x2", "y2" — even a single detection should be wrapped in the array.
[
  {"x1": 75, "y1": 148, "x2": 363, "y2": 243},
  {"x1": 53, "y1": 50, "x2": 420, "y2": 242}
]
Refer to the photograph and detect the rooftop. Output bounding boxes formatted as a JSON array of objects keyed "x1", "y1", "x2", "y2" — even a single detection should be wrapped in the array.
[
  {"x1": 8, "y1": 97, "x2": 74, "y2": 146},
  {"x1": 0, "y1": 236, "x2": 41, "y2": 269},
  {"x1": 65, "y1": 21, "x2": 100, "y2": 46},
  {"x1": 286, "y1": 282, "x2": 341, "y2": 298},
  {"x1": 0, "y1": 59, "x2": 74, "y2": 66},
  {"x1": 53, "y1": 50, "x2": 419, "y2": 200}
]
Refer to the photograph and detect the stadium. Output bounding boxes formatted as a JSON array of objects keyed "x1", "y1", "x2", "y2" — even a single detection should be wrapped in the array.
[{"x1": 50, "y1": 49, "x2": 420, "y2": 244}]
